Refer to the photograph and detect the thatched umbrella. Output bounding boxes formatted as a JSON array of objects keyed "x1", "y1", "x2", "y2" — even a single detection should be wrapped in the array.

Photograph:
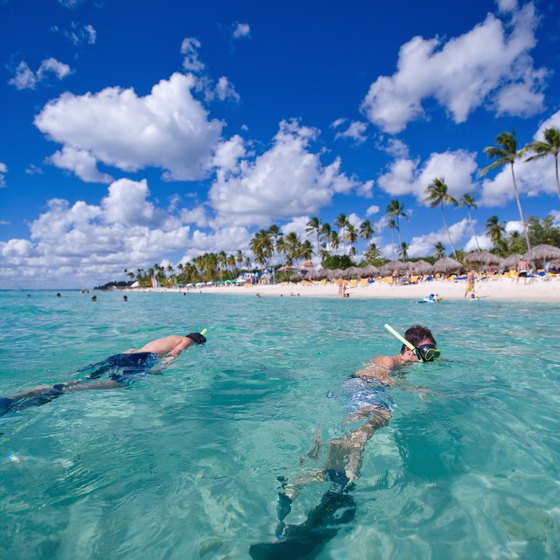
[
  {"x1": 433, "y1": 257, "x2": 464, "y2": 275},
  {"x1": 501, "y1": 253, "x2": 522, "y2": 270},
  {"x1": 464, "y1": 251, "x2": 502, "y2": 267},
  {"x1": 411, "y1": 260, "x2": 433, "y2": 275},
  {"x1": 342, "y1": 266, "x2": 362, "y2": 278},
  {"x1": 361, "y1": 264, "x2": 379, "y2": 277},
  {"x1": 379, "y1": 260, "x2": 409, "y2": 276},
  {"x1": 327, "y1": 268, "x2": 344, "y2": 279},
  {"x1": 290, "y1": 271, "x2": 303, "y2": 282},
  {"x1": 523, "y1": 244, "x2": 560, "y2": 265}
]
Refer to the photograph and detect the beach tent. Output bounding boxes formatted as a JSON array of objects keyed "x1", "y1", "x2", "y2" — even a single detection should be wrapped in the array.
[{"x1": 130, "y1": 281, "x2": 140, "y2": 288}]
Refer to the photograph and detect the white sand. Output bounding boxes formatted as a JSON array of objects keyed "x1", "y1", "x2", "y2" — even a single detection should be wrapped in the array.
[{"x1": 130, "y1": 277, "x2": 560, "y2": 302}]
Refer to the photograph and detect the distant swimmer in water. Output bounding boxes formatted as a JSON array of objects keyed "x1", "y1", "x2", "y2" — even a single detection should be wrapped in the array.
[{"x1": 0, "y1": 332, "x2": 207, "y2": 416}]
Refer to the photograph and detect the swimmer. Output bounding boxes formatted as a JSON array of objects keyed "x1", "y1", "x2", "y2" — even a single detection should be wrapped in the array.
[
  {"x1": 123, "y1": 295, "x2": 128, "y2": 302},
  {"x1": 0, "y1": 332, "x2": 207, "y2": 416},
  {"x1": 265, "y1": 325, "x2": 439, "y2": 549}
]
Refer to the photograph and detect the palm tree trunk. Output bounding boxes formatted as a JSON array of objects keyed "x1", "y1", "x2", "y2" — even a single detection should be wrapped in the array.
[
  {"x1": 467, "y1": 208, "x2": 481, "y2": 250},
  {"x1": 555, "y1": 154, "x2": 560, "y2": 201},
  {"x1": 441, "y1": 203, "x2": 458, "y2": 259},
  {"x1": 510, "y1": 163, "x2": 531, "y2": 250},
  {"x1": 396, "y1": 217, "x2": 404, "y2": 260}
]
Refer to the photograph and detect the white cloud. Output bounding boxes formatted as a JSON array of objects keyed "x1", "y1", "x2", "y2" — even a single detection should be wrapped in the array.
[
  {"x1": 0, "y1": 178, "x2": 255, "y2": 289},
  {"x1": 281, "y1": 217, "x2": 311, "y2": 238},
  {"x1": 406, "y1": 219, "x2": 470, "y2": 258},
  {"x1": 52, "y1": 22, "x2": 96, "y2": 45},
  {"x1": 211, "y1": 135, "x2": 246, "y2": 171},
  {"x1": 361, "y1": 3, "x2": 545, "y2": 133},
  {"x1": 366, "y1": 205, "x2": 380, "y2": 216},
  {"x1": 211, "y1": 76, "x2": 240, "y2": 102},
  {"x1": 58, "y1": 0, "x2": 87, "y2": 8},
  {"x1": 9, "y1": 58, "x2": 72, "y2": 90},
  {"x1": 35, "y1": 72, "x2": 224, "y2": 181},
  {"x1": 49, "y1": 146, "x2": 113, "y2": 183},
  {"x1": 378, "y1": 149, "x2": 477, "y2": 200},
  {"x1": 465, "y1": 233, "x2": 493, "y2": 251},
  {"x1": 232, "y1": 22, "x2": 251, "y2": 39},
  {"x1": 330, "y1": 118, "x2": 346, "y2": 129},
  {"x1": 481, "y1": 109, "x2": 560, "y2": 206},
  {"x1": 209, "y1": 120, "x2": 370, "y2": 226},
  {"x1": 181, "y1": 37, "x2": 205, "y2": 73},
  {"x1": 505, "y1": 220, "x2": 524, "y2": 234},
  {"x1": 497, "y1": 0, "x2": 518, "y2": 13},
  {"x1": 334, "y1": 121, "x2": 368, "y2": 144},
  {"x1": 180, "y1": 206, "x2": 209, "y2": 228},
  {"x1": 0, "y1": 162, "x2": 7, "y2": 187},
  {"x1": 25, "y1": 164, "x2": 43, "y2": 175}
]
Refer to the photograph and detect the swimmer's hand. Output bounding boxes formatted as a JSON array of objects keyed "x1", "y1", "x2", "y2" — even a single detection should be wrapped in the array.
[{"x1": 186, "y1": 332, "x2": 207, "y2": 345}]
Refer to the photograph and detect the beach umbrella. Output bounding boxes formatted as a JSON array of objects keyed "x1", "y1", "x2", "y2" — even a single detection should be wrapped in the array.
[
  {"x1": 379, "y1": 261, "x2": 409, "y2": 276},
  {"x1": 289, "y1": 271, "x2": 304, "y2": 282},
  {"x1": 312, "y1": 269, "x2": 328, "y2": 280},
  {"x1": 361, "y1": 264, "x2": 379, "y2": 276},
  {"x1": 342, "y1": 266, "x2": 362, "y2": 278},
  {"x1": 464, "y1": 251, "x2": 502, "y2": 266},
  {"x1": 411, "y1": 260, "x2": 433, "y2": 275},
  {"x1": 433, "y1": 257, "x2": 464, "y2": 274},
  {"x1": 278, "y1": 265, "x2": 297, "y2": 271},
  {"x1": 523, "y1": 244, "x2": 560, "y2": 264},
  {"x1": 327, "y1": 269, "x2": 344, "y2": 279},
  {"x1": 501, "y1": 253, "x2": 522, "y2": 270}
]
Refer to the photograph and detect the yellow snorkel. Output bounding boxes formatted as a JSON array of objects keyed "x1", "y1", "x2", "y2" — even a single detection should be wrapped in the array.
[
  {"x1": 200, "y1": 329, "x2": 208, "y2": 337},
  {"x1": 384, "y1": 323, "x2": 441, "y2": 362}
]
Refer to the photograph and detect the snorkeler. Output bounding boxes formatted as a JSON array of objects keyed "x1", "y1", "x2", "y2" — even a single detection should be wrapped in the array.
[
  {"x1": 251, "y1": 325, "x2": 440, "y2": 557},
  {"x1": 0, "y1": 332, "x2": 207, "y2": 416}
]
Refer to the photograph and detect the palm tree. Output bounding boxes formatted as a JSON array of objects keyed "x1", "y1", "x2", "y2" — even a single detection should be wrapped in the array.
[
  {"x1": 359, "y1": 219, "x2": 375, "y2": 244},
  {"x1": 344, "y1": 223, "x2": 358, "y2": 256},
  {"x1": 486, "y1": 215, "x2": 506, "y2": 251},
  {"x1": 526, "y1": 127, "x2": 560, "y2": 201},
  {"x1": 329, "y1": 230, "x2": 340, "y2": 254},
  {"x1": 301, "y1": 240, "x2": 313, "y2": 262},
  {"x1": 306, "y1": 216, "x2": 322, "y2": 258},
  {"x1": 460, "y1": 193, "x2": 481, "y2": 251},
  {"x1": 284, "y1": 232, "x2": 301, "y2": 266},
  {"x1": 268, "y1": 224, "x2": 281, "y2": 263},
  {"x1": 334, "y1": 213, "x2": 350, "y2": 255},
  {"x1": 398, "y1": 241, "x2": 409, "y2": 261},
  {"x1": 385, "y1": 199, "x2": 408, "y2": 259},
  {"x1": 250, "y1": 229, "x2": 273, "y2": 266},
  {"x1": 481, "y1": 131, "x2": 531, "y2": 250},
  {"x1": 386, "y1": 218, "x2": 397, "y2": 260},
  {"x1": 424, "y1": 177, "x2": 459, "y2": 259},
  {"x1": 433, "y1": 241, "x2": 446, "y2": 259}
]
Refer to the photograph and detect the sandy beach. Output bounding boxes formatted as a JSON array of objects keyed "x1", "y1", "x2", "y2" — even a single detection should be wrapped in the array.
[{"x1": 127, "y1": 277, "x2": 560, "y2": 302}]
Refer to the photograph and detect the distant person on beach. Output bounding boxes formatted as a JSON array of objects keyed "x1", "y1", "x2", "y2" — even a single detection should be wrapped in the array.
[
  {"x1": 517, "y1": 258, "x2": 529, "y2": 285},
  {"x1": 337, "y1": 277, "x2": 344, "y2": 296},
  {"x1": 0, "y1": 332, "x2": 207, "y2": 416},
  {"x1": 252, "y1": 325, "x2": 440, "y2": 555},
  {"x1": 464, "y1": 270, "x2": 476, "y2": 299}
]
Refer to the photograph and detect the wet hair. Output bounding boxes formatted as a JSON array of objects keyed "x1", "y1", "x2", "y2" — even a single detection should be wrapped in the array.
[{"x1": 400, "y1": 325, "x2": 436, "y2": 354}]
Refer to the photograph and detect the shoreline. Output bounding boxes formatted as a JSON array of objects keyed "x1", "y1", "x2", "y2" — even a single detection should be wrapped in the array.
[{"x1": 122, "y1": 278, "x2": 560, "y2": 302}]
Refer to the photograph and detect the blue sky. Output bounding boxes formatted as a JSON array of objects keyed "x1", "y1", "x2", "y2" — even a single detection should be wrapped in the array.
[{"x1": 1, "y1": 0, "x2": 560, "y2": 288}]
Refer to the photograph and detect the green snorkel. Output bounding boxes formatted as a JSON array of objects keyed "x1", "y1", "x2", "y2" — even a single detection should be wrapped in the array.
[
  {"x1": 384, "y1": 323, "x2": 441, "y2": 362},
  {"x1": 200, "y1": 329, "x2": 208, "y2": 337}
]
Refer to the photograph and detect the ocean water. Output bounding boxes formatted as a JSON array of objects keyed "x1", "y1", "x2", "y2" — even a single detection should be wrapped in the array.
[{"x1": 0, "y1": 290, "x2": 559, "y2": 559}]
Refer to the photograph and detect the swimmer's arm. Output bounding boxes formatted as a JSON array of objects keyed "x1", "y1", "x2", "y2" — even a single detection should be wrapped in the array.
[{"x1": 161, "y1": 339, "x2": 195, "y2": 366}]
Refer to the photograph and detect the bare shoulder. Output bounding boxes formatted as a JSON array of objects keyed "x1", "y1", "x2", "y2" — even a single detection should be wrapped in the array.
[{"x1": 355, "y1": 355, "x2": 397, "y2": 381}]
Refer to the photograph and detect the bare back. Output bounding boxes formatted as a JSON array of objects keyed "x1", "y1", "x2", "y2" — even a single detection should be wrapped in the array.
[{"x1": 131, "y1": 335, "x2": 191, "y2": 357}]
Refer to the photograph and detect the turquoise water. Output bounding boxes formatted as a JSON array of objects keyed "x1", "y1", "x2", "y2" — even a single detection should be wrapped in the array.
[{"x1": 1, "y1": 290, "x2": 559, "y2": 559}]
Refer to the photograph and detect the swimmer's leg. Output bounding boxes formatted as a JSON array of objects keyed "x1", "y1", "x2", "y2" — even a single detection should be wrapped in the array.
[{"x1": 325, "y1": 406, "x2": 390, "y2": 484}]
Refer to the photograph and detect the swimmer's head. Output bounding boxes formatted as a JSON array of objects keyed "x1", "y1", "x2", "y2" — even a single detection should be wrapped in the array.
[{"x1": 401, "y1": 325, "x2": 437, "y2": 362}]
